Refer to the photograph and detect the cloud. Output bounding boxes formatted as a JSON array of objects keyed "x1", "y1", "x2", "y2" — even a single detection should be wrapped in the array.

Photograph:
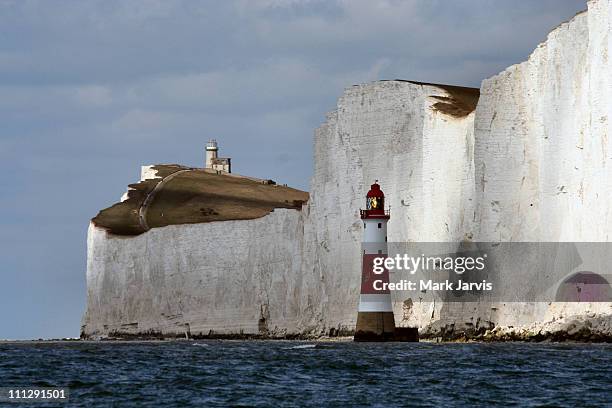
[{"x1": 74, "y1": 85, "x2": 113, "y2": 107}]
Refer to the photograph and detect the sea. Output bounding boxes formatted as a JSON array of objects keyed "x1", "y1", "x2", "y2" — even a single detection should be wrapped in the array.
[{"x1": 0, "y1": 341, "x2": 610, "y2": 407}]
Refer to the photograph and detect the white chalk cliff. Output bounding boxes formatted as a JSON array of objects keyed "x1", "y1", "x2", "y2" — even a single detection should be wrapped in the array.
[{"x1": 82, "y1": 0, "x2": 612, "y2": 340}]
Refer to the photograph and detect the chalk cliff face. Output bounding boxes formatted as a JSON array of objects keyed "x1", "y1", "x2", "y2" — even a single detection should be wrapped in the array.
[
  {"x1": 82, "y1": 81, "x2": 477, "y2": 338},
  {"x1": 83, "y1": 210, "x2": 307, "y2": 338},
  {"x1": 302, "y1": 81, "x2": 478, "y2": 333},
  {"x1": 466, "y1": 0, "x2": 612, "y2": 331},
  {"x1": 475, "y1": 1, "x2": 611, "y2": 242},
  {"x1": 82, "y1": 0, "x2": 612, "y2": 339}
]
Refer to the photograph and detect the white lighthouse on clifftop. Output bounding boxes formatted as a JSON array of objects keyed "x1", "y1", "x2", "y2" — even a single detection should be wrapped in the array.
[{"x1": 205, "y1": 139, "x2": 232, "y2": 173}]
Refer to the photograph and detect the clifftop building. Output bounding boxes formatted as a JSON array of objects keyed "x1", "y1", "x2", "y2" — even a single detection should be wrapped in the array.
[{"x1": 205, "y1": 139, "x2": 231, "y2": 173}]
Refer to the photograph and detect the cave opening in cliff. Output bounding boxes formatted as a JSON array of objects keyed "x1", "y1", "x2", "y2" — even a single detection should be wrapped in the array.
[{"x1": 555, "y1": 272, "x2": 612, "y2": 302}]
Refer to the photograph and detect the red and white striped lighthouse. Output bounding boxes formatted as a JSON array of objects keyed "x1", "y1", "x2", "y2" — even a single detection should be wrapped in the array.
[{"x1": 354, "y1": 180, "x2": 396, "y2": 341}]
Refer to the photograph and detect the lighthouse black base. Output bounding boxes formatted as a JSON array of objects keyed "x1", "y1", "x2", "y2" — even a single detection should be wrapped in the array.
[
  {"x1": 354, "y1": 312, "x2": 395, "y2": 341},
  {"x1": 353, "y1": 312, "x2": 419, "y2": 342}
]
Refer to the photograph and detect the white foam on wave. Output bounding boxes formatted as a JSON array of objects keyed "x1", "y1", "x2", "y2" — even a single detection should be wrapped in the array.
[{"x1": 286, "y1": 344, "x2": 316, "y2": 350}]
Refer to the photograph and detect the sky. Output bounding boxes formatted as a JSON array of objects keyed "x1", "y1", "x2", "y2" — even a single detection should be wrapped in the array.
[{"x1": 0, "y1": 0, "x2": 586, "y2": 339}]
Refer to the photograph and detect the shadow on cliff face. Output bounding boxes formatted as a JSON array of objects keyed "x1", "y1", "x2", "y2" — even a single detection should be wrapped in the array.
[
  {"x1": 419, "y1": 243, "x2": 612, "y2": 340},
  {"x1": 418, "y1": 241, "x2": 495, "y2": 340}
]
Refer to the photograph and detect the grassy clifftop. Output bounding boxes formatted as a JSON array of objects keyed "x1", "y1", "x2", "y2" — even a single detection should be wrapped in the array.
[{"x1": 92, "y1": 164, "x2": 309, "y2": 236}]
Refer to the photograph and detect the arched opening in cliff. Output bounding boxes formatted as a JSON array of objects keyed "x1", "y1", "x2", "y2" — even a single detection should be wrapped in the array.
[{"x1": 555, "y1": 272, "x2": 612, "y2": 302}]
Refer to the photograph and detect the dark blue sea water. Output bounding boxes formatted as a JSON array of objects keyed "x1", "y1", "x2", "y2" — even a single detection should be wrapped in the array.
[{"x1": 0, "y1": 341, "x2": 610, "y2": 407}]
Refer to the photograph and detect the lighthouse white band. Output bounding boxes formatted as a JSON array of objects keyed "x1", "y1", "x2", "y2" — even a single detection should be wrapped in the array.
[
  {"x1": 358, "y1": 294, "x2": 393, "y2": 312},
  {"x1": 363, "y1": 219, "x2": 388, "y2": 243}
]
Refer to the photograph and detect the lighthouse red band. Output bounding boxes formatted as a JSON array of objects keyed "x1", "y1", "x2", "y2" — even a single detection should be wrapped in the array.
[{"x1": 354, "y1": 181, "x2": 396, "y2": 341}]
